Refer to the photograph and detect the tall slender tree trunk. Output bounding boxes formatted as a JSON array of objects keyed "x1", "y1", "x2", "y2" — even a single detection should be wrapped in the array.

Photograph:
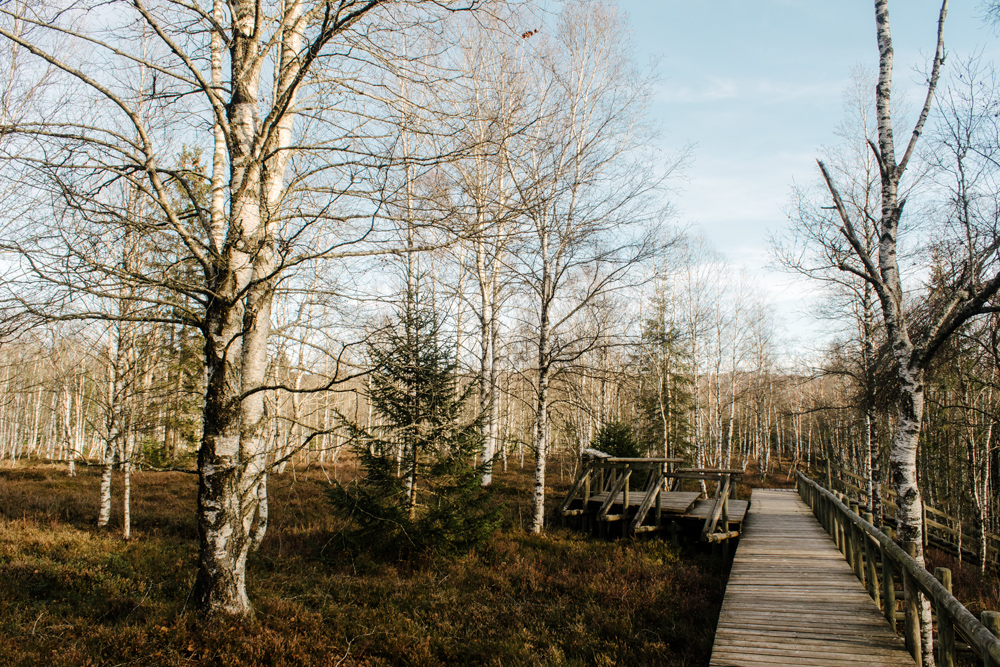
[
  {"x1": 532, "y1": 363, "x2": 550, "y2": 534},
  {"x1": 99, "y1": 339, "x2": 122, "y2": 529},
  {"x1": 478, "y1": 229, "x2": 497, "y2": 485},
  {"x1": 531, "y1": 236, "x2": 552, "y2": 534},
  {"x1": 873, "y1": 2, "x2": 945, "y2": 661},
  {"x1": 98, "y1": 450, "x2": 114, "y2": 528},
  {"x1": 63, "y1": 385, "x2": 76, "y2": 476},
  {"x1": 862, "y1": 287, "x2": 883, "y2": 524},
  {"x1": 122, "y1": 452, "x2": 132, "y2": 540}
]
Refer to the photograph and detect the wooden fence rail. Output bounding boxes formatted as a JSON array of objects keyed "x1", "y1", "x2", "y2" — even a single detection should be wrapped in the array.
[
  {"x1": 797, "y1": 471, "x2": 1000, "y2": 667},
  {"x1": 814, "y1": 458, "x2": 1000, "y2": 569}
]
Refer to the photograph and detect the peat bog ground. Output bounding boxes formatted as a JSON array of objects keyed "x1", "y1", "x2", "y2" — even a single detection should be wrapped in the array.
[{"x1": 1, "y1": 461, "x2": 728, "y2": 667}]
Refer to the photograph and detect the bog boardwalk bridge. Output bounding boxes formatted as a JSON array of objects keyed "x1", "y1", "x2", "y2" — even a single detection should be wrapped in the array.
[
  {"x1": 711, "y1": 476, "x2": 1000, "y2": 667},
  {"x1": 562, "y1": 458, "x2": 1000, "y2": 666},
  {"x1": 710, "y1": 489, "x2": 912, "y2": 666}
]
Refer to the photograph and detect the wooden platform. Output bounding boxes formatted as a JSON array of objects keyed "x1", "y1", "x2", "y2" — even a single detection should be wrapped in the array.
[
  {"x1": 589, "y1": 490, "x2": 700, "y2": 514},
  {"x1": 710, "y1": 489, "x2": 913, "y2": 666},
  {"x1": 686, "y1": 498, "x2": 749, "y2": 522},
  {"x1": 585, "y1": 491, "x2": 750, "y2": 522}
]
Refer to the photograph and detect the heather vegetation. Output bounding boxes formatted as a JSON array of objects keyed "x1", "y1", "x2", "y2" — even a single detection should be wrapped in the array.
[{"x1": 0, "y1": 463, "x2": 730, "y2": 667}]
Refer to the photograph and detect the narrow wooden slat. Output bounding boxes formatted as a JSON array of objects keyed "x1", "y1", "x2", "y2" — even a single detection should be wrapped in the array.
[
  {"x1": 588, "y1": 490, "x2": 701, "y2": 514},
  {"x1": 709, "y1": 489, "x2": 914, "y2": 667},
  {"x1": 686, "y1": 498, "x2": 750, "y2": 522}
]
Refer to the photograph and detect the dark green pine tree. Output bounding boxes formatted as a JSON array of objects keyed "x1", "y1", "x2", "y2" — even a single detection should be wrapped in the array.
[
  {"x1": 635, "y1": 296, "x2": 695, "y2": 460},
  {"x1": 329, "y1": 299, "x2": 500, "y2": 558},
  {"x1": 592, "y1": 420, "x2": 643, "y2": 458}
]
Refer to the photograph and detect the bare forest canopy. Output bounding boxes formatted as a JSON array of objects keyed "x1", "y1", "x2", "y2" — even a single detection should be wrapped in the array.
[{"x1": 1, "y1": 0, "x2": 1000, "y2": 632}]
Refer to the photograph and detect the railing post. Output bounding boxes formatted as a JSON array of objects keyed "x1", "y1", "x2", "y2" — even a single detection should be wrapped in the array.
[
  {"x1": 935, "y1": 567, "x2": 954, "y2": 667},
  {"x1": 864, "y1": 512, "x2": 880, "y2": 607},
  {"x1": 654, "y1": 476, "x2": 663, "y2": 529},
  {"x1": 836, "y1": 495, "x2": 847, "y2": 556},
  {"x1": 820, "y1": 492, "x2": 826, "y2": 532},
  {"x1": 840, "y1": 498, "x2": 854, "y2": 570},
  {"x1": 882, "y1": 543, "x2": 897, "y2": 629},
  {"x1": 849, "y1": 501, "x2": 863, "y2": 581},
  {"x1": 831, "y1": 493, "x2": 839, "y2": 545},
  {"x1": 845, "y1": 506, "x2": 855, "y2": 566},
  {"x1": 903, "y1": 541, "x2": 922, "y2": 665},
  {"x1": 623, "y1": 467, "x2": 630, "y2": 530},
  {"x1": 831, "y1": 496, "x2": 839, "y2": 548},
  {"x1": 722, "y1": 477, "x2": 730, "y2": 530},
  {"x1": 982, "y1": 611, "x2": 1000, "y2": 667}
]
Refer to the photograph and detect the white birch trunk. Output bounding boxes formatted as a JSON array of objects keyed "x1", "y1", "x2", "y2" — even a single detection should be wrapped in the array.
[
  {"x1": 122, "y1": 453, "x2": 132, "y2": 540},
  {"x1": 531, "y1": 228, "x2": 552, "y2": 534}
]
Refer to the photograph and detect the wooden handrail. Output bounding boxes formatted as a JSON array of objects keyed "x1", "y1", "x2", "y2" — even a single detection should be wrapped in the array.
[
  {"x1": 605, "y1": 457, "x2": 684, "y2": 464},
  {"x1": 587, "y1": 459, "x2": 677, "y2": 471},
  {"x1": 814, "y1": 458, "x2": 1000, "y2": 567},
  {"x1": 797, "y1": 471, "x2": 1000, "y2": 666}
]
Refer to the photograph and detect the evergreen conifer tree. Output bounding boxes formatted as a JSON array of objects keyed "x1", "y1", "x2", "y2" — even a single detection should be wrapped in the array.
[{"x1": 329, "y1": 299, "x2": 500, "y2": 557}]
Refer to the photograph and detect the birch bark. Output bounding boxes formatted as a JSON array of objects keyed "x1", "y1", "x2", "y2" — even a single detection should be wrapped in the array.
[{"x1": 818, "y1": 2, "x2": 948, "y2": 662}]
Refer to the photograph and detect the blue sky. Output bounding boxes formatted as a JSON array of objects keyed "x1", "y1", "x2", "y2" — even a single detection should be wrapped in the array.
[{"x1": 621, "y1": 0, "x2": 1000, "y2": 355}]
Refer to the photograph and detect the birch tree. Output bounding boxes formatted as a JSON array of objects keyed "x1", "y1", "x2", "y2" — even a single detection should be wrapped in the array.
[
  {"x1": 776, "y1": 68, "x2": 887, "y2": 523},
  {"x1": 448, "y1": 15, "x2": 528, "y2": 485},
  {"x1": 508, "y1": 1, "x2": 674, "y2": 533},
  {"x1": 0, "y1": 0, "x2": 490, "y2": 616},
  {"x1": 816, "y1": 1, "x2": 1000, "y2": 662}
]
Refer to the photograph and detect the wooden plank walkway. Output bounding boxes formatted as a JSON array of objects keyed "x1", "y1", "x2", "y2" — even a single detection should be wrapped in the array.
[{"x1": 710, "y1": 489, "x2": 914, "y2": 666}]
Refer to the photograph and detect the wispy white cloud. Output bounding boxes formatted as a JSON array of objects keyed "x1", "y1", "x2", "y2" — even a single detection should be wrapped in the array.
[{"x1": 659, "y1": 77, "x2": 842, "y2": 106}]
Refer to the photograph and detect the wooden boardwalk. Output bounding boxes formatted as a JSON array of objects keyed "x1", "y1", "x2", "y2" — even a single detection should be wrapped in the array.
[{"x1": 710, "y1": 489, "x2": 914, "y2": 666}]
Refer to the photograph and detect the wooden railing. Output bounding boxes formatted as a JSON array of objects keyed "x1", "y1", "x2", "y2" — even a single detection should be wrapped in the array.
[
  {"x1": 797, "y1": 471, "x2": 1000, "y2": 667},
  {"x1": 814, "y1": 458, "x2": 1000, "y2": 568},
  {"x1": 560, "y1": 455, "x2": 742, "y2": 539}
]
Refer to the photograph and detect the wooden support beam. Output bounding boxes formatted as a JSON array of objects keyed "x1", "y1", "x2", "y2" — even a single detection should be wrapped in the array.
[
  {"x1": 628, "y1": 470, "x2": 664, "y2": 536},
  {"x1": 882, "y1": 543, "x2": 896, "y2": 629},
  {"x1": 701, "y1": 473, "x2": 732, "y2": 540},
  {"x1": 558, "y1": 467, "x2": 592, "y2": 518},
  {"x1": 935, "y1": 567, "x2": 954, "y2": 667},
  {"x1": 982, "y1": 612, "x2": 1000, "y2": 667},
  {"x1": 704, "y1": 530, "x2": 739, "y2": 543},
  {"x1": 596, "y1": 467, "x2": 631, "y2": 521}
]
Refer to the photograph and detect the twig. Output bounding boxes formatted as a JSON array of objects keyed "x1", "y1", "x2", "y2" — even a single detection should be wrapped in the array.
[
  {"x1": 124, "y1": 582, "x2": 154, "y2": 619},
  {"x1": 335, "y1": 628, "x2": 376, "y2": 667}
]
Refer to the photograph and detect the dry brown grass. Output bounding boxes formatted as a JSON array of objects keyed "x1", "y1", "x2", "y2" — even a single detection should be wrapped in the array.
[
  {"x1": 0, "y1": 460, "x2": 728, "y2": 666},
  {"x1": 924, "y1": 549, "x2": 1000, "y2": 617}
]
